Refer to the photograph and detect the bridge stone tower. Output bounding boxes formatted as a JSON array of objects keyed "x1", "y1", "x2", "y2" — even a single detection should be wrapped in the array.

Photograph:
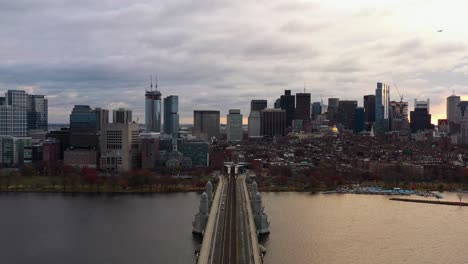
[
  {"x1": 250, "y1": 181, "x2": 270, "y2": 235},
  {"x1": 206, "y1": 181, "x2": 213, "y2": 202},
  {"x1": 192, "y1": 181, "x2": 215, "y2": 235}
]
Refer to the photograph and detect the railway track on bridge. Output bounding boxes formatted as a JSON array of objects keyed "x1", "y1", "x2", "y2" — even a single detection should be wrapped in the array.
[{"x1": 218, "y1": 175, "x2": 237, "y2": 264}]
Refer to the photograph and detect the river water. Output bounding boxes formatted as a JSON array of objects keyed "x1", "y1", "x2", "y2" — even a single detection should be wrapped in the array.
[
  {"x1": 0, "y1": 192, "x2": 200, "y2": 264},
  {"x1": 1, "y1": 192, "x2": 468, "y2": 264},
  {"x1": 262, "y1": 192, "x2": 468, "y2": 264}
]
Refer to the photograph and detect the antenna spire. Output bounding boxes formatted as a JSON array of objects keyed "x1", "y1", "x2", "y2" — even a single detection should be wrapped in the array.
[
  {"x1": 150, "y1": 75, "x2": 153, "y2": 91},
  {"x1": 155, "y1": 73, "x2": 158, "y2": 91}
]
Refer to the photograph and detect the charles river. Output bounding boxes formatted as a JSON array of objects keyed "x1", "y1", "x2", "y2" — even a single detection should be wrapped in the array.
[{"x1": 1, "y1": 192, "x2": 468, "y2": 264}]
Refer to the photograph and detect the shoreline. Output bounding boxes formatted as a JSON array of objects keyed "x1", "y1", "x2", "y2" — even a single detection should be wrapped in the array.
[
  {"x1": 389, "y1": 198, "x2": 468, "y2": 206},
  {"x1": 0, "y1": 187, "x2": 205, "y2": 195}
]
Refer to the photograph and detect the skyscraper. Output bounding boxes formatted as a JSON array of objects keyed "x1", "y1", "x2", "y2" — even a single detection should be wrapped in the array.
[
  {"x1": 389, "y1": 101, "x2": 409, "y2": 135},
  {"x1": 459, "y1": 101, "x2": 468, "y2": 144},
  {"x1": 193, "y1": 110, "x2": 220, "y2": 141},
  {"x1": 145, "y1": 80, "x2": 162, "y2": 132},
  {"x1": 375, "y1": 82, "x2": 390, "y2": 132},
  {"x1": 447, "y1": 95, "x2": 460, "y2": 123},
  {"x1": 227, "y1": 109, "x2": 243, "y2": 142},
  {"x1": 164, "y1": 95, "x2": 179, "y2": 136},
  {"x1": 355, "y1": 107, "x2": 365, "y2": 133},
  {"x1": 295, "y1": 93, "x2": 311, "y2": 123},
  {"x1": 113, "y1": 108, "x2": 132, "y2": 124},
  {"x1": 410, "y1": 99, "x2": 432, "y2": 133},
  {"x1": 327, "y1": 98, "x2": 339, "y2": 122},
  {"x1": 249, "y1": 100, "x2": 266, "y2": 139},
  {"x1": 248, "y1": 111, "x2": 261, "y2": 138},
  {"x1": 69, "y1": 105, "x2": 101, "y2": 149},
  {"x1": 94, "y1": 108, "x2": 109, "y2": 131},
  {"x1": 261, "y1": 109, "x2": 286, "y2": 137},
  {"x1": 250, "y1": 100, "x2": 267, "y2": 112},
  {"x1": 311, "y1": 102, "x2": 322, "y2": 120},
  {"x1": 274, "y1": 98, "x2": 281, "y2": 109},
  {"x1": 363, "y1": 95, "x2": 376, "y2": 123},
  {"x1": 280, "y1": 90, "x2": 295, "y2": 127},
  {"x1": 337, "y1": 100, "x2": 358, "y2": 131},
  {"x1": 27, "y1": 94, "x2": 48, "y2": 132},
  {"x1": 0, "y1": 90, "x2": 47, "y2": 137}
]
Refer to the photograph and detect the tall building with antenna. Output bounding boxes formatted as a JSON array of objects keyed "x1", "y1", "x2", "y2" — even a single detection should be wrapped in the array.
[
  {"x1": 447, "y1": 94, "x2": 461, "y2": 128},
  {"x1": 145, "y1": 76, "x2": 162, "y2": 133}
]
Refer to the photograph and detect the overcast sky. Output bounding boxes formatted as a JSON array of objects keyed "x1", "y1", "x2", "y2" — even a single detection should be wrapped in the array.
[{"x1": 1, "y1": 0, "x2": 467, "y2": 124}]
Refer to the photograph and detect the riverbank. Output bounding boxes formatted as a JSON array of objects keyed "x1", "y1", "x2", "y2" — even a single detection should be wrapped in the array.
[
  {"x1": 0, "y1": 174, "x2": 212, "y2": 194},
  {"x1": 0, "y1": 187, "x2": 205, "y2": 194},
  {"x1": 390, "y1": 198, "x2": 468, "y2": 206}
]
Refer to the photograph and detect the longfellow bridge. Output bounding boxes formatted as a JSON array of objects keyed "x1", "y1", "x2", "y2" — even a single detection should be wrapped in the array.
[{"x1": 193, "y1": 163, "x2": 269, "y2": 264}]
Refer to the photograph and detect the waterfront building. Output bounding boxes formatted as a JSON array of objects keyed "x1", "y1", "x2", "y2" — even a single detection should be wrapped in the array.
[
  {"x1": 193, "y1": 110, "x2": 220, "y2": 141},
  {"x1": 0, "y1": 136, "x2": 32, "y2": 165},
  {"x1": 0, "y1": 90, "x2": 48, "y2": 137},
  {"x1": 375, "y1": 82, "x2": 390, "y2": 133},
  {"x1": 327, "y1": 98, "x2": 339, "y2": 122},
  {"x1": 295, "y1": 93, "x2": 311, "y2": 123},
  {"x1": 145, "y1": 80, "x2": 162, "y2": 132},
  {"x1": 42, "y1": 138, "x2": 61, "y2": 165},
  {"x1": 163, "y1": 95, "x2": 179, "y2": 137},
  {"x1": 261, "y1": 108, "x2": 286, "y2": 137},
  {"x1": 99, "y1": 120, "x2": 140, "y2": 172},
  {"x1": 280, "y1": 90, "x2": 295, "y2": 127},
  {"x1": 113, "y1": 108, "x2": 132, "y2": 124},
  {"x1": 69, "y1": 105, "x2": 101, "y2": 149},
  {"x1": 140, "y1": 132, "x2": 160, "y2": 170},
  {"x1": 47, "y1": 128, "x2": 70, "y2": 160},
  {"x1": 64, "y1": 149, "x2": 97, "y2": 168},
  {"x1": 337, "y1": 100, "x2": 357, "y2": 131},
  {"x1": 248, "y1": 111, "x2": 261, "y2": 138},
  {"x1": 227, "y1": 109, "x2": 243, "y2": 142},
  {"x1": 250, "y1": 100, "x2": 267, "y2": 112}
]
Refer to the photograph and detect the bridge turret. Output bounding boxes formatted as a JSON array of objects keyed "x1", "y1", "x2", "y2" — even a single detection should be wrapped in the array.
[
  {"x1": 205, "y1": 181, "x2": 213, "y2": 202},
  {"x1": 200, "y1": 192, "x2": 209, "y2": 214},
  {"x1": 192, "y1": 192, "x2": 210, "y2": 235},
  {"x1": 251, "y1": 181, "x2": 258, "y2": 196}
]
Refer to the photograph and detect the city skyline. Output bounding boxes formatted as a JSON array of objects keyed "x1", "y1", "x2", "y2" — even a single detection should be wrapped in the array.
[{"x1": 1, "y1": 1, "x2": 468, "y2": 123}]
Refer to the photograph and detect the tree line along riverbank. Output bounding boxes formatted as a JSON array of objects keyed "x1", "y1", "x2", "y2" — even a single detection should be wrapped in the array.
[{"x1": 0, "y1": 166, "x2": 214, "y2": 194}]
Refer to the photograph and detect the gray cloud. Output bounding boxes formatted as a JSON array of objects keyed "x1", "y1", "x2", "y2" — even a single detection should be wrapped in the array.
[{"x1": 0, "y1": 0, "x2": 467, "y2": 123}]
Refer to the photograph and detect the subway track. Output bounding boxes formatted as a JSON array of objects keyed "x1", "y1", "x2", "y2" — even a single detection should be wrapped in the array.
[
  {"x1": 206, "y1": 172, "x2": 257, "y2": 264},
  {"x1": 214, "y1": 174, "x2": 237, "y2": 264}
]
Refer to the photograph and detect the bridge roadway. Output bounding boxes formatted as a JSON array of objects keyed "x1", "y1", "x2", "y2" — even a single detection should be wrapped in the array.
[{"x1": 198, "y1": 174, "x2": 261, "y2": 264}]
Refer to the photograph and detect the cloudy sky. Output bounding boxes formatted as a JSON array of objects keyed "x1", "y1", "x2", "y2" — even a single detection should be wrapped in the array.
[{"x1": 1, "y1": 0, "x2": 467, "y2": 124}]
